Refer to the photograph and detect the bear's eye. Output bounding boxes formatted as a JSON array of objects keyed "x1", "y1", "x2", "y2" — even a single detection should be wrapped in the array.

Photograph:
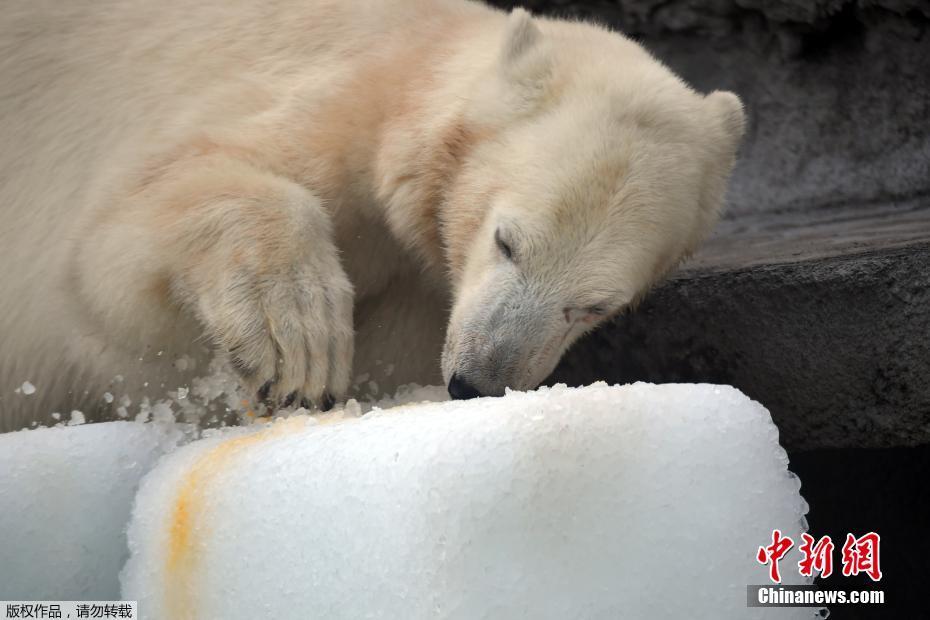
[
  {"x1": 587, "y1": 305, "x2": 608, "y2": 317},
  {"x1": 495, "y1": 228, "x2": 514, "y2": 261}
]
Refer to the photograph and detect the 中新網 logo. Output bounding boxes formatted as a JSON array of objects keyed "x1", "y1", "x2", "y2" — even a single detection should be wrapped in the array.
[{"x1": 756, "y1": 530, "x2": 881, "y2": 583}]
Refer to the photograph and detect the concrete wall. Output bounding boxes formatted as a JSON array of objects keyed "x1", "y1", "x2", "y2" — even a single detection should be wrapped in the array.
[{"x1": 551, "y1": 244, "x2": 930, "y2": 451}]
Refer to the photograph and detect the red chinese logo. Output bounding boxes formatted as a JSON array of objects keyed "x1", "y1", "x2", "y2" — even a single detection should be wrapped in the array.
[
  {"x1": 798, "y1": 533, "x2": 834, "y2": 578},
  {"x1": 757, "y1": 530, "x2": 881, "y2": 583},
  {"x1": 841, "y1": 532, "x2": 882, "y2": 582},
  {"x1": 756, "y1": 529, "x2": 794, "y2": 583}
]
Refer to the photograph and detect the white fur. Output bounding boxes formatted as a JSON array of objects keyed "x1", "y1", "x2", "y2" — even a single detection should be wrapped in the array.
[{"x1": 0, "y1": 0, "x2": 744, "y2": 428}]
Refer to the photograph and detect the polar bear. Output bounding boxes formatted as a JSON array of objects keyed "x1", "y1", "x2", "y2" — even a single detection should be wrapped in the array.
[{"x1": 0, "y1": 0, "x2": 744, "y2": 429}]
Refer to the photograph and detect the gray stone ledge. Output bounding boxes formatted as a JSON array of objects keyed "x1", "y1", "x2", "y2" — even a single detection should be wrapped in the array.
[{"x1": 550, "y1": 239, "x2": 930, "y2": 451}]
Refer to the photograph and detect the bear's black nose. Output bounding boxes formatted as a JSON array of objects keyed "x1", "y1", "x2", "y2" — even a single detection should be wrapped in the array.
[{"x1": 448, "y1": 373, "x2": 483, "y2": 400}]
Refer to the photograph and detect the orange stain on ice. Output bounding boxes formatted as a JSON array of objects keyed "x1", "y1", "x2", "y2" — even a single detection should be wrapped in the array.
[{"x1": 164, "y1": 416, "x2": 312, "y2": 618}]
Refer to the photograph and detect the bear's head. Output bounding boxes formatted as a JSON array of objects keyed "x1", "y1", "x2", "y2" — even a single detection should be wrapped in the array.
[{"x1": 437, "y1": 9, "x2": 746, "y2": 399}]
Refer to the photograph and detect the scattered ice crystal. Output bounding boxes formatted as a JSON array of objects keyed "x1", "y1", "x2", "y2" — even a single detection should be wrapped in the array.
[
  {"x1": 343, "y1": 398, "x2": 362, "y2": 418},
  {"x1": 20, "y1": 381, "x2": 35, "y2": 395},
  {"x1": 67, "y1": 410, "x2": 85, "y2": 426},
  {"x1": 151, "y1": 402, "x2": 175, "y2": 424},
  {"x1": 103, "y1": 392, "x2": 114, "y2": 403},
  {"x1": 120, "y1": 383, "x2": 814, "y2": 619}
]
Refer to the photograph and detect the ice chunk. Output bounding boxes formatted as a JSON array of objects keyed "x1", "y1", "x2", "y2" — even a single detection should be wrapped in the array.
[
  {"x1": 20, "y1": 381, "x2": 36, "y2": 395},
  {"x1": 121, "y1": 383, "x2": 814, "y2": 619},
  {"x1": 0, "y1": 421, "x2": 186, "y2": 599}
]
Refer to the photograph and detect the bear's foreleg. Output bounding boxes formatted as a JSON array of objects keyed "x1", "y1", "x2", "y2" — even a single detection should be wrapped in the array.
[{"x1": 75, "y1": 152, "x2": 354, "y2": 409}]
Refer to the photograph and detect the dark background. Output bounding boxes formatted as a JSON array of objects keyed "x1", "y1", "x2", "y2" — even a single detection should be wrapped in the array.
[{"x1": 487, "y1": 1, "x2": 930, "y2": 617}]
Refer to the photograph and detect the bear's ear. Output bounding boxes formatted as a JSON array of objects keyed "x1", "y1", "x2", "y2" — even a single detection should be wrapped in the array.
[
  {"x1": 705, "y1": 91, "x2": 746, "y2": 150},
  {"x1": 503, "y1": 8, "x2": 540, "y2": 64},
  {"x1": 693, "y1": 91, "x2": 747, "y2": 243},
  {"x1": 500, "y1": 8, "x2": 550, "y2": 80}
]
